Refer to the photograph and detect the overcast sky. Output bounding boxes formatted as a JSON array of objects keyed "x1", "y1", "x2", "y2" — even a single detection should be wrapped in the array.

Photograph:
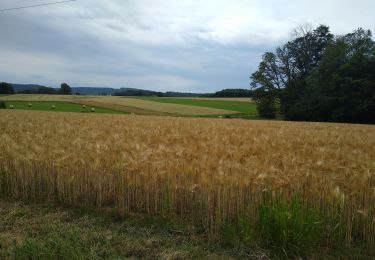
[{"x1": 0, "y1": 0, "x2": 374, "y2": 92}]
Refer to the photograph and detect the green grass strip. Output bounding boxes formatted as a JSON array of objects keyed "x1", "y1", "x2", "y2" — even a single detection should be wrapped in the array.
[
  {"x1": 136, "y1": 97, "x2": 257, "y2": 115},
  {"x1": 3, "y1": 101, "x2": 126, "y2": 114}
]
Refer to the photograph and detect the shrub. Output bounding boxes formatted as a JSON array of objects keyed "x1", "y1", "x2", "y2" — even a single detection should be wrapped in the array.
[
  {"x1": 256, "y1": 96, "x2": 277, "y2": 118},
  {"x1": 0, "y1": 101, "x2": 5, "y2": 109}
]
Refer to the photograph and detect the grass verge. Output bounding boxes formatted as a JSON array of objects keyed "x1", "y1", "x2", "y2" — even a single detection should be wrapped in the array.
[
  {"x1": 0, "y1": 197, "x2": 370, "y2": 259},
  {"x1": 0, "y1": 198, "x2": 266, "y2": 259}
]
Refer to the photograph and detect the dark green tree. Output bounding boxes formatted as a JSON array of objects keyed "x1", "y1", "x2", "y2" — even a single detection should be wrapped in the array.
[
  {"x1": 291, "y1": 28, "x2": 375, "y2": 123},
  {"x1": 0, "y1": 82, "x2": 14, "y2": 94},
  {"x1": 252, "y1": 88, "x2": 278, "y2": 118},
  {"x1": 255, "y1": 27, "x2": 375, "y2": 124},
  {"x1": 251, "y1": 25, "x2": 334, "y2": 117},
  {"x1": 60, "y1": 83, "x2": 72, "y2": 95},
  {"x1": 256, "y1": 96, "x2": 277, "y2": 118}
]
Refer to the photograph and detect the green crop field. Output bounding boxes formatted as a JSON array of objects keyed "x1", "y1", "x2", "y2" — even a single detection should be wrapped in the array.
[
  {"x1": 0, "y1": 95, "x2": 251, "y2": 116},
  {"x1": 137, "y1": 97, "x2": 257, "y2": 116},
  {"x1": 2, "y1": 101, "x2": 126, "y2": 114}
]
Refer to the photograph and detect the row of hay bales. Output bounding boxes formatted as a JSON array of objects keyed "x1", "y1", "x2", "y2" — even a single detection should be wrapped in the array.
[
  {"x1": 7, "y1": 103, "x2": 97, "y2": 112},
  {"x1": 81, "y1": 104, "x2": 96, "y2": 112}
]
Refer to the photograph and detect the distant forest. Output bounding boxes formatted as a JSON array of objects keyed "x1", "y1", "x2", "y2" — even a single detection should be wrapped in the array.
[
  {"x1": 114, "y1": 88, "x2": 253, "y2": 97},
  {"x1": 1, "y1": 83, "x2": 253, "y2": 98},
  {"x1": 251, "y1": 25, "x2": 375, "y2": 124}
]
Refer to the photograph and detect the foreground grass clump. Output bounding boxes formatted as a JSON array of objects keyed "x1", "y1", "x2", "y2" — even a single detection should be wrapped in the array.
[
  {"x1": 257, "y1": 198, "x2": 322, "y2": 257},
  {"x1": 1, "y1": 199, "x2": 370, "y2": 259},
  {"x1": 0, "y1": 110, "x2": 374, "y2": 256}
]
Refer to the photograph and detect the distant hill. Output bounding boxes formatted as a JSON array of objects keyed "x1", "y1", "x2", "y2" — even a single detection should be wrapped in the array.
[
  {"x1": 71, "y1": 87, "x2": 118, "y2": 95},
  {"x1": 211, "y1": 89, "x2": 253, "y2": 97},
  {"x1": 7, "y1": 83, "x2": 252, "y2": 97},
  {"x1": 72, "y1": 87, "x2": 205, "y2": 96},
  {"x1": 12, "y1": 84, "x2": 48, "y2": 92},
  {"x1": 9, "y1": 84, "x2": 116, "y2": 95},
  {"x1": 164, "y1": 91, "x2": 207, "y2": 97},
  {"x1": 114, "y1": 88, "x2": 163, "y2": 97},
  {"x1": 114, "y1": 88, "x2": 211, "y2": 97}
]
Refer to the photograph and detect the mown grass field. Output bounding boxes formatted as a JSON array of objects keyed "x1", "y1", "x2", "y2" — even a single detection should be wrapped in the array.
[
  {"x1": 92, "y1": 97, "x2": 236, "y2": 116},
  {"x1": 0, "y1": 94, "x2": 253, "y2": 116},
  {"x1": 0, "y1": 109, "x2": 374, "y2": 258},
  {"x1": 2, "y1": 101, "x2": 125, "y2": 114},
  {"x1": 138, "y1": 96, "x2": 257, "y2": 116}
]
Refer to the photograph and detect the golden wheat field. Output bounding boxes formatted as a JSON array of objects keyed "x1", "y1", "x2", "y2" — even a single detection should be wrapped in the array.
[{"x1": 0, "y1": 110, "x2": 374, "y2": 247}]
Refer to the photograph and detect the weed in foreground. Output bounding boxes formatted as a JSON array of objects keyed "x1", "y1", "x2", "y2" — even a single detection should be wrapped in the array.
[{"x1": 257, "y1": 198, "x2": 322, "y2": 258}]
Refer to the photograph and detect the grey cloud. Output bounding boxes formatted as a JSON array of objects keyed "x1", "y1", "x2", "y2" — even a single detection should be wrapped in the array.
[{"x1": 0, "y1": 0, "x2": 374, "y2": 92}]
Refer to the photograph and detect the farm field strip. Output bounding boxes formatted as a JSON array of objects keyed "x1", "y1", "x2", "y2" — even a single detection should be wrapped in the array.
[
  {"x1": 0, "y1": 94, "x2": 92, "y2": 102},
  {"x1": 76, "y1": 100, "x2": 174, "y2": 116},
  {"x1": 0, "y1": 95, "x2": 164, "y2": 115},
  {"x1": 2, "y1": 101, "x2": 126, "y2": 114},
  {"x1": 1, "y1": 95, "x2": 238, "y2": 116},
  {"x1": 0, "y1": 110, "x2": 374, "y2": 249},
  {"x1": 88, "y1": 97, "x2": 236, "y2": 116},
  {"x1": 137, "y1": 97, "x2": 257, "y2": 115},
  {"x1": 178, "y1": 97, "x2": 253, "y2": 102}
]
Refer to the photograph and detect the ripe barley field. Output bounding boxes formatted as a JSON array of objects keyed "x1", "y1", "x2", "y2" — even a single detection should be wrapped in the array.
[{"x1": 0, "y1": 110, "x2": 374, "y2": 255}]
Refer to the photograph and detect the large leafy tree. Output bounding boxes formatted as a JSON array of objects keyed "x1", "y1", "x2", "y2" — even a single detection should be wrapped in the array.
[
  {"x1": 60, "y1": 83, "x2": 72, "y2": 95},
  {"x1": 251, "y1": 25, "x2": 333, "y2": 115},
  {"x1": 251, "y1": 25, "x2": 333, "y2": 91},
  {"x1": 251, "y1": 25, "x2": 375, "y2": 124},
  {"x1": 290, "y1": 28, "x2": 375, "y2": 123}
]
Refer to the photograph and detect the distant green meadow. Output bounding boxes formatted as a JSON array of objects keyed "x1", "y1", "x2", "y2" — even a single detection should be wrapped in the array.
[
  {"x1": 1, "y1": 98, "x2": 258, "y2": 118},
  {"x1": 137, "y1": 97, "x2": 257, "y2": 116},
  {"x1": 2, "y1": 101, "x2": 125, "y2": 114}
]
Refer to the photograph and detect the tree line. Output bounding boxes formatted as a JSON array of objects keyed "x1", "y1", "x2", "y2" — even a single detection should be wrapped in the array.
[
  {"x1": 0, "y1": 82, "x2": 14, "y2": 94},
  {"x1": 0, "y1": 83, "x2": 72, "y2": 95},
  {"x1": 2, "y1": 82, "x2": 254, "y2": 98},
  {"x1": 251, "y1": 25, "x2": 375, "y2": 124},
  {"x1": 114, "y1": 88, "x2": 253, "y2": 97},
  {"x1": 210, "y1": 88, "x2": 253, "y2": 97}
]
